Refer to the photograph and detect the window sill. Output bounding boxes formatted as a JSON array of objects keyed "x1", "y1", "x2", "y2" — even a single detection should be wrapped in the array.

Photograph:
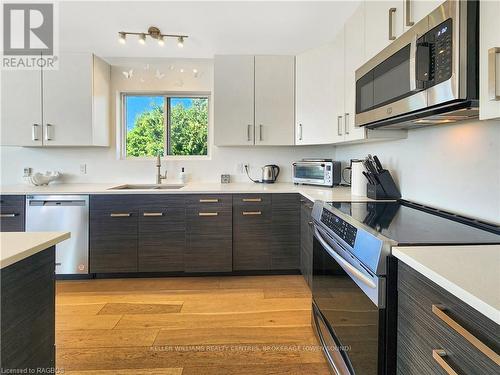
[{"x1": 120, "y1": 155, "x2": 211, "y2": 162}]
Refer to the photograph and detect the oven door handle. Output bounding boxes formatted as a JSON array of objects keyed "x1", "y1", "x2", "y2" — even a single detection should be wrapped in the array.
[{"x1": 314, "y1": 227, "x2": 377, "y2": 289}]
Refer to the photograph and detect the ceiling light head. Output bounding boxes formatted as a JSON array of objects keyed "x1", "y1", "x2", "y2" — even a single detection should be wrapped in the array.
[
  {"x1": 158, "y1": 35, "x2": 165, "y2": 46},
  {"x1": 138, "y1": 33, "x2": 146, "y2": 45},
  {"x1": 118, "y1": 32, "x2": 126, "y2": 44},
  {"x1": 177, "y1": 36, "x2": 184, "y2": 48}
]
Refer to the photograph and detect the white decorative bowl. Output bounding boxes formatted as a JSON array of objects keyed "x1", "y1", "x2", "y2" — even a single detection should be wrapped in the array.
[{"x1": 25, "y1": 171, "x2": 61, "y2": 186}]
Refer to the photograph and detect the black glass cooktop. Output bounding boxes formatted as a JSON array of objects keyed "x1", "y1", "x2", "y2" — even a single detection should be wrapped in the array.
[{"x1": 327, "y1": 200, "x2": 500, "y2": 246}]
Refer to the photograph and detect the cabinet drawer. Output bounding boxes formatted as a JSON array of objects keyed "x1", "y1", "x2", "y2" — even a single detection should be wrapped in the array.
[
  {"x1": 90, "y1": 195, "x2": 140, "y2": 212},
  {"x1": 233, "y1": 194, "x2": 271, "y2": 206},
  {"x1": 398, "y1": 262, "x2": 500, "y2": 374},
  {"x1": 397, "y1": 291, "x2": 499, "y2": 375},
  {"x1": 0, "y1": 195, "x2": 25, "y2": 232},
  {"x1": 0, "y1": 195, "x2": 25, "y2": 211},
  {"x1": 137, "y1": 194, "x2": 186, "y2": 209},
  {"x1": 398, "y1": 262, "x2": 499, "y2": 353},
  {"x1": 186, "y1": 194, "x2": 232, "y2": 207}
]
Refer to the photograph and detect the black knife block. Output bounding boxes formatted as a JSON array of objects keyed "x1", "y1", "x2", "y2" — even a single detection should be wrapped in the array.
[{"x1": 366, "y1": 170, "x2": 401, "y2": 200}]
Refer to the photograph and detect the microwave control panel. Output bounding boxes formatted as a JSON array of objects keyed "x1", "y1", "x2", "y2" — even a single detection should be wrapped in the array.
[
  {"x1": 418, "y1": 18, "x2": 453, "y2": 87},
  {"x1": 321, "y1": 209, "x2": 357, "y2": 248}
]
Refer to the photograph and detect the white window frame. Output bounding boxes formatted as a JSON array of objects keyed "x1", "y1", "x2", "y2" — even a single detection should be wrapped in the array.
[{"x1": 119, "y1": 91, "x2": 211, "y2": 160}]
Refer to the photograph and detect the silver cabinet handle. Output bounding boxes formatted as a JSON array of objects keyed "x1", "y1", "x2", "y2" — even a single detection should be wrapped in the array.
[
  {"x1": 143, "y1": 212, "x2": 164, "y2": 217},
  {"x1": 488, "y1": 47, "x2": 500, "y2": 101},
  {"x1": 247, "y1": 124, "x2": 252, "y2": 142},
  {"x1": 432, "y1": 350, "x2": 458, "y2": 375},
  {"x1": 45, "y1": 123, "x2": 54, "y2": 141},
  {"x1": 242, "y1": 198, "x2": 262, "y2": 202},
  {"x1": 110, "y1": 213, "x2": 131, "y2": 217},
  {"x1": 298, "y1": 123, "x2": 303, "y2": 141},
  {"x1": 199, "y1": 199, "x2": 218, "y2": 203},
  {"x1": 344, "y1": 113, "x2": 350, "y2": 135},
  {"x1": 405, "y1": 0, "x2": 414, "y2": 27},
  {"x1": 198, "y1": 212, "x2": 218, "y2": 217},
  {"x1": 0, "y1": 213, "x2": 18, "y2": 218},
  {"x1": 259, "y1": 124, "x2": 263, "y2": 141},
  {"x1": 337, "y1": 116, "x2": 343, "y2": 136},
  {"x1": 388, "y1": 8, "x2": 397, "y2": 41},
  {"x1": 242, "y1": 211, "x2": 262, "y2": 216},
  {"x1": 432, "y1": 305, "x2": 500, "y2": 365},
  {"x1": 32, "y1": 124, "x2": 40, "y2": 141}
]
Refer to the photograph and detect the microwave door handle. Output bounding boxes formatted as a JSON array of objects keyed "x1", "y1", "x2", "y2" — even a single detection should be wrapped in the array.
[
  {"x1": 409, "y1": 35, "x2": 418, "y2": 91},
  {"x1": 314, "y1": 227, "x2": 377, "y2": 289}
]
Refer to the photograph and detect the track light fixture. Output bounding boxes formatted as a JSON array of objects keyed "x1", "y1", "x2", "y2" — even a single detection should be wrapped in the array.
[{"x1": 118, "y1": 26, "x2": 188, "y2": 48}]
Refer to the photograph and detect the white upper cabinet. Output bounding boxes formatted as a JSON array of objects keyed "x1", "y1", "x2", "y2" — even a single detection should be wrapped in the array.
[
  {"x1": 404, "y1": 0, "x2": 444, "y2": 30},
  {"x1": 254, "y1": 56, "x2": 295, "y2": 146},
  {"x1": 295, "y1": 43, "x2": 340, "y2": 145},
  {"x1": 365, "y1": 1, "x2": 404, "y2": 61},
  {"x1": 214, "y1": 55, "x2": 255, "y2": 146},
  {"x1": 479, "y1": 0, "x2": 500, "y2": 120},
  {"x1": 344, "y1": 4, "x2": 368, "y2": 142},
  {"x1": 0, "y1": 53, "x2": 110, "y2": 147},
  {"x1": 1, "y1": 70, "x2": 43, "y2": 146},
  {"x1": 214, "y1": 55, "x2": 295, "y2": 146}
]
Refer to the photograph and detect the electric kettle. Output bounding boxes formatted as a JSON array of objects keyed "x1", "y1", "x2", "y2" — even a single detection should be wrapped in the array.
[{"x1": 261, "y1": 165, "x2": 280, "y2": 183}]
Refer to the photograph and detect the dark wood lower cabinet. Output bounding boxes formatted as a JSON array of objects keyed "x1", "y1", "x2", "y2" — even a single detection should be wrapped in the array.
[
  {"x1": 300, "y1": 198, "x2": 314, "y2": 287},
  {"x1": 138, "y1": 208, "x2": 185, "y2": 272},
  {"x1": 1, "y1": 247, "x2": 55, "y2": 371},
  {"x1": 271, "y1": 194, "x2": 300, "y2": 270},
  {"x1": 0, "y1": 195, "x2": 25, "y2": 232},
  {"x1": 397, "y1": 262, "x2": 500, "y2": 375},
  {"x1": 90, "y1": 210, "x2": 138, "y2": 273},
  {"x1": 185, "y1": 204, "x2": 232, "y2": 273},
  {"x1": 233, "y1": 203, "x2": 272, "y2": 271}
]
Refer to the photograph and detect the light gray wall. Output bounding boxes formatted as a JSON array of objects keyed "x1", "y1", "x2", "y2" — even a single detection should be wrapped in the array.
[{"x1": 335, "y1": 119, "x2": 500, "y2": 223}]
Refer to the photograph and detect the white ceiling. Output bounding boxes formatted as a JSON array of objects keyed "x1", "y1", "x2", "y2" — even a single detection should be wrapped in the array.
[{"x1": 60, "y1": 1, "x2": 360, "y2": 59}]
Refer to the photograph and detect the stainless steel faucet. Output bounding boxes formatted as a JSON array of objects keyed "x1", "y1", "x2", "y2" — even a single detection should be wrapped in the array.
[{"x1": 156, "y1": 152, "x2": 167, "y2": 184}]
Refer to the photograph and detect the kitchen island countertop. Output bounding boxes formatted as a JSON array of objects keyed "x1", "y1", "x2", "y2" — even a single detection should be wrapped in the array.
[
  {"x1": 0, "y1": 232, "x2": 70, "y2": 269},
  {"x1": 393, "y1": 245, "x2": 500, "y2": 324}
]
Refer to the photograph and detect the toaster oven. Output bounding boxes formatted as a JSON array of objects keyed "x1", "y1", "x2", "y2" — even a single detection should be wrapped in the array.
[{"x1": 292, "y1": 159, "x2": 341, "y2": 187}]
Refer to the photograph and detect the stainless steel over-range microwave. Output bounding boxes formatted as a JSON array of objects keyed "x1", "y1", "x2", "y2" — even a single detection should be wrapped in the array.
[{"x1": 355, "y1": 0, "x2": 479, "y2": 129}]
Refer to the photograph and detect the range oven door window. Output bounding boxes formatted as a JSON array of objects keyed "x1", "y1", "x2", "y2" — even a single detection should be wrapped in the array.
[{"x1": 312, "y1": 229, "x2": 385, "y2": 375}]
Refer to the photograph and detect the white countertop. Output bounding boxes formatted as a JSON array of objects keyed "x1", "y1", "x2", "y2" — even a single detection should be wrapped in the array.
[
  {"x1": 0, "y1": 182, "x2": 380, "y2": 203},
  {"x1": 0, "y1": 232, "x2": 70, "y2": 269},
  {"x1": 394, "y1": 245, "x2": 500, "y2": 324}
]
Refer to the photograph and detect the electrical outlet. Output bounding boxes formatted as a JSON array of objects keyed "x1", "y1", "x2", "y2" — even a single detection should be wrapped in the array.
[
  {"x1": 80, "y1": 164, "x2": 87, "y2": 174},
  {"x1": 237, "y1": 163, "x2": 249, "y2": 174},
  {"x1": 23, "y1": 167, "x2": 32, "y2": 177}
]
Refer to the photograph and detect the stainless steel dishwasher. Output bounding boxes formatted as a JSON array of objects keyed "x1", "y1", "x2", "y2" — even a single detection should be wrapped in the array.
[{"x1": 26, "y1": 195, "x2": 89, "y2": 274}]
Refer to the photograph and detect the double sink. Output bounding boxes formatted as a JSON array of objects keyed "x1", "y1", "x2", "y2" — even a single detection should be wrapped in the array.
[{"x1": 108, "y1": 184, "x2": 185, "y2": 190}]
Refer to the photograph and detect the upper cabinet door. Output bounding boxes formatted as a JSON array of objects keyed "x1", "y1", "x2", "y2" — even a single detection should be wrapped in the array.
[
  {"x1": 480, "y1": 0, "x2": 500, "y2": 120},
  {"x1": 42, "y1": 53, "x2": 93, "y2": 146},
  {"x1": 1, "y1": 69, "x2": 43, "y2": 146},
  {"x1": 404, "y1": 0, "x2": 443, "y2": 30},
  {"x1": 214, "y1": 55, "x2": 255, "y2": 146},
  {"x1": 344, "y1": 4, "x2": 367, "y2": 142},
  {"x1": 295, "y1": 44, "x2": 339, "y2": 145},
  {"x1": 254, "y1": 56, "x2": 295, "y2": 146},
  {"x1": 364, "y1": 1, "x2": 404, "y2": 61}
]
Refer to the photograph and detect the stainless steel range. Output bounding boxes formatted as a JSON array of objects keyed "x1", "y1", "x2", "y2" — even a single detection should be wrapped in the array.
[{"x1": 311, "y1": 200, "x2": 500, "y2": 375}]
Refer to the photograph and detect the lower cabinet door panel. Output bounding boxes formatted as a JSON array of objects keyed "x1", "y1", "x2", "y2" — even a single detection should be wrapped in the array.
[
  {"x1": 90, "y1": 211, "x2": 138, "y2": 273},
  {"x1": 138, "y1": 208, "x2": 185, "y2": 272},
  {"x1": 233, "y1": 205, "x2": 272, "y2": 271},
  {"x1": 271, "y1": 194, "x2": 300, "y2": 270},
  {"x1": 0, "y1": 195, "x2": 25, "y2": 232},
  {"x1": 185, "y1": 207, "x2": 232, "y2": 272}
]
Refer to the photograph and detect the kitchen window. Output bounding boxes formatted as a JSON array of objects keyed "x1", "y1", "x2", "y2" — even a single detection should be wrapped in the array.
[{"x1": 121, "y1": 93, "x2": 209, "y2": 158}]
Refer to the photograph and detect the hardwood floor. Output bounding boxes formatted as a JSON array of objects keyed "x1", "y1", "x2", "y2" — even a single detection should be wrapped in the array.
[{"x1": 55, "y1": 275, "x2": 330, "y2": 374}]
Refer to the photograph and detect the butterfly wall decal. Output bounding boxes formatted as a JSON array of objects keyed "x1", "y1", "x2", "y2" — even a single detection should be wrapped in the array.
[{"x1": 122, "y1": 69, "x2": 134, "y2": 79}]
